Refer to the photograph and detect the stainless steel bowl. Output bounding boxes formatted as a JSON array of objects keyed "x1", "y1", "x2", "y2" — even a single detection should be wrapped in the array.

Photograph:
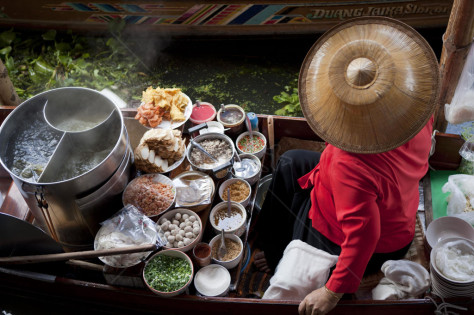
[{"x1": 186, "y1": 132, "x2": 235, "y2": 179}]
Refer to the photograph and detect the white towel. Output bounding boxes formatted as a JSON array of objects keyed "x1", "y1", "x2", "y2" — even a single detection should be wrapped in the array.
[
  {"x1": 372, "y1": 260, "x2": 430, "y2": 300},
  {"x1": 262, "y1": 240, "x2": 338, "y2": 300}
]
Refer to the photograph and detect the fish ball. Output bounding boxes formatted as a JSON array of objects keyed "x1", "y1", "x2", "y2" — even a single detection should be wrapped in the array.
[
  {"x1": 189, "y1": 216, "x2": 197, "y2": 223},
  {"x1": 175, "y1": 234, "x2": 183, "y2": 242},
  {"x1": 185, "y1": 221, "x2": 193, "y2": 227},
  {"x1": 179, "y1": 222, "x2": 186, "y2": 229},
  {"x1": 178, "y1": 229, "x2": 185, "y2": 236},
  {"x1": 160, "y1": 218, "x2": 169, "y2": 225},
  {"x1": 172, "y1": 220, "x2": 180, "y2": 226},
  {"x1": 185, "y1": 232, "x2": 193, "y2": 239},
  {"x1": 192, "y1": 227, "x2": 200, "y2": 235},
  {"x1": 168, "y1": 224, "x2": 177, "y2": 230},
  {"x1": 170, "y1": 229, "x2": 178, "y2": 236},
  {"x1": 174, "y1": 213, "x2": 182, "y2": 220},
  {"x1": 167, "y1": 235, "x2": 176, "y2": 243},
  {"x1": 184, "y1": 226, "x2": 193, "y2": 233},
  {"x1": 182, "y1": 214, "x2": 189, "y2": 220},
  {"x1": 178, "y1": 241, "x2": 184, "y2": 247},
  {"x1": 173, "y1": 242, "x2": 180, "y2": 248},
  {"x1": 183, "y1": 238, "x2": 191, "y2": 246},
  {"x1": 164, "y1": 231, "x2": 171, "y2": 238}
]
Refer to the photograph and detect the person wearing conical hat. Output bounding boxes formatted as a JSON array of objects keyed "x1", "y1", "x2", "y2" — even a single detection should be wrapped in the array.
[{"x1": 254, "y1": 17, "x2": 440, "y2": 314}]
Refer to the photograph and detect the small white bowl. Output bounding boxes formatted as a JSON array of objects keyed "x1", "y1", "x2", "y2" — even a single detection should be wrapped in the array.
[
  {"x1": 235, "y1": 131, "x2": 266, "y2": 159},
  {"x1": 156, "y1": 208, "x2": 203, "y2": 253},
  {"x1": 194, "y1": 264, "x2": 231, "y2": 297},
  {"x1": 209, "y1": 233, "x2": 244, "y2": 269},
  {"x1": 209, "y1": 201, "x2": 247, "y2": 237},
  {"x1": 142, "y1": 249, "x2": 194, "y2": 297},
  {"x1": 426, "y1": 216, "x2": 474, "y2": 249},
  {"x1": 199, "y1": 121, "x2": 225, "y2": 135},
  {"x1": 122, "y1": 173, "x2": 176, "y2": 220},
  {"x1": 218, "y1": 178, "x2": 251, "y2": 208}
]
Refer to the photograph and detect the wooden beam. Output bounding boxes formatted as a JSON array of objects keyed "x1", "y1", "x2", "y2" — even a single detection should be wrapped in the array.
[
  {"x1": 0, "y1": 60, "x2": 20, "y2": 106},
  {"x1": 435, "y1": 0, "x2": 474, "y2": 132}
]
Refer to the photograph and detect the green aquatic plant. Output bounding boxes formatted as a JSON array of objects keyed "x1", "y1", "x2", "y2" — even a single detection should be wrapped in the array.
[
  {"x1": 0, "y1": 27, "x2": 300, "y2": 115},
  {"x1": 273, "y1": 80, "x2": 302, "y2": 117}
]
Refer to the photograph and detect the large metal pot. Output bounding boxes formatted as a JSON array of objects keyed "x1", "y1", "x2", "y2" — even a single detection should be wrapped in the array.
[{"x1": 0, "y1": 87, "x2": 130, "y2": 251}]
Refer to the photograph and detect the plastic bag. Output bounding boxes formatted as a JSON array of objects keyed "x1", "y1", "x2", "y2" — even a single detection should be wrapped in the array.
[
  {"x1": 441, "y1": 174, "x2": 474, "y2": 225},
  {"x1": 434, "y1": 238, "x2": 474, "y2": 282},
  {"x1": 458, "y1": 136, "x2": 474, "y2": 175},
  {"x1": 445, "y1": 42, "x2": 474, "y2": 124},
  {"x1": 94, "y1": 204, "x2": 165, "y2": 268}
]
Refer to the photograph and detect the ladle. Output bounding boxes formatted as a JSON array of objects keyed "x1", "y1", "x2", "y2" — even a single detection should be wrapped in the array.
[{"x1": 246, "y1": 115, "x2": 253, "y2": 138}]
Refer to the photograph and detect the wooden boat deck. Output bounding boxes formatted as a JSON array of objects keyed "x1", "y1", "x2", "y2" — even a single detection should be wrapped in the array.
[{"x1": 0, "y1": 106, "x2": 472, "y2": 314}]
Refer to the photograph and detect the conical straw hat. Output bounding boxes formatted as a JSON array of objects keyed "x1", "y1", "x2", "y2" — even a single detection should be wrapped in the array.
[{"x1": 299, "y1": 17, "x2": 440, "y2": 153}]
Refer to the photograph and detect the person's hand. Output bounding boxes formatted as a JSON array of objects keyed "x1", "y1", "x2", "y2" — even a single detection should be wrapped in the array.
[{"x1": 298, "y1": 286, "x2": 342, "y2": 315}]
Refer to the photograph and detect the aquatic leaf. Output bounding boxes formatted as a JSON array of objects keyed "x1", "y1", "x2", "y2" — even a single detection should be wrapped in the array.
[
  {"x1": 55, "y1": 42, "x2": 71, "y2": 52},
  {"x1": 0, "y1": 46, "x2": 12, "y2": 55},
  {"x1": 0, "y1": 29, "x2": 16, "y2": 46},
  {"x1": 5, "y1": 56, "x2": 14, "y2": 71},
  {"x1": 42, "y1": 30, "x2": 56, "y2": 41}
]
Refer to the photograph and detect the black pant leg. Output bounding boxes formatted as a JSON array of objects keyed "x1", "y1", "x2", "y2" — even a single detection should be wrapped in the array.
[{"x1": 256, "y1": 149, "x2": 321, "y2": 270}]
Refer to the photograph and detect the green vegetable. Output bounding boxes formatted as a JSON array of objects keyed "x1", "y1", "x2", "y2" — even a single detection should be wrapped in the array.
[{"x1": 144, "y1": 254, "x2": 191, "y2": 292}]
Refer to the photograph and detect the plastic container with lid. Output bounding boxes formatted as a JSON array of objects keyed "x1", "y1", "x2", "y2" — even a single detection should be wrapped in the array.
[
  {"x1": 190, "y1": 101, "x2": 216, "y2": 125},
  {"x1": 194, "y1": 264, "x2": 231, "y2": 296}
]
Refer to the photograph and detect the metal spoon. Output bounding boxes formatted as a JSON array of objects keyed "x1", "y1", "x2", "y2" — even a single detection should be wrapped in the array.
[
  {"x1": 190, "y1": 139, "x2": 218, "y2": 162},
  {"x1": 218, "y1": 228, "x2": 227, "y2": 260},
  {"x1": 233, "y1": 152, "x2": 245, "y2": 173}
]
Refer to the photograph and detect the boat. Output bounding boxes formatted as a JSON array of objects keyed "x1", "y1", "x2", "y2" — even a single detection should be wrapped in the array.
[
  {"x1": 0, "y1": 105, "x2": 472, "y2": 314},
  {"x1": 0, "y1": 0, "x2": 453, "y2": 36},
  {"x1": 1, "y1": 0, "x2": 473, "y2": 313}
]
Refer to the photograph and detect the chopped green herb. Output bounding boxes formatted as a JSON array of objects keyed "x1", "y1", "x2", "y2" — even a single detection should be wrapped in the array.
[{"x1": 144, "y1": 254, "x2": 192, "y2": 293}]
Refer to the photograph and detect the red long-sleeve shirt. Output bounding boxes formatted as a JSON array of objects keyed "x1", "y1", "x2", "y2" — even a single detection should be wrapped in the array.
[{"x1": 297, "y1": 116, "x2": 433, "y2": 293}]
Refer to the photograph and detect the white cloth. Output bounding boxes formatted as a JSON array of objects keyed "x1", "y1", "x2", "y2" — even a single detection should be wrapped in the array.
[
  {"x1": 262, "y1": 240, "x2": 338, "y2": 300},
  {"x1": 372, "y1": 260, "x2": 430, "y2": 300}
]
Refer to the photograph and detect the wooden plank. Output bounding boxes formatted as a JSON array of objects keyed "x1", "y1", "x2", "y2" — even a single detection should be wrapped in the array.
[
  {"x1": 0, "y1": 180, "x2": 31, "y2": 221},
  {"x1": 435, "y1": 0, "x2": 474, "y2": 131},
  {"x1": 429, "y1": 132, "x2": 464, "y2": 170}
]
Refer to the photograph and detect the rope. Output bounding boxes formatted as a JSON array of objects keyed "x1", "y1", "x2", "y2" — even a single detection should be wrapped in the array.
[{"x1": 425, "y1": 296, "x2": 468, "y2": 315}]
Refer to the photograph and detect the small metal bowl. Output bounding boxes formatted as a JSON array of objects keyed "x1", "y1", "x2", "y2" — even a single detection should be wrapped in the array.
[
  {"x1": 231, "y1": 153, "x2": 261, "y2": 186},
  {"x1": 235, "y1": 131, "x2": 267, "y2": 159}
]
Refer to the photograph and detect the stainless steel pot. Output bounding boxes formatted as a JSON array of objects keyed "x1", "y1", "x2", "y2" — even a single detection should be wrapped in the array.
[
  {"x1": 0, "y1": 87, "x2": 130, "y2": 251},
  {"x1": 186, "y1": 132, "x2": 235, "y2": 180}
]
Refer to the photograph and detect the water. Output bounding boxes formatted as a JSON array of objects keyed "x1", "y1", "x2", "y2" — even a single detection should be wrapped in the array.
[
  {"x1": 7, "y1": 119, "x2": 63, "y2": 181},
  {"x1": 55, "y1": 118, "x2": 101, "y2": 132},
  {"x1": 54, "y1": 148, "x2": 111, "y2": 181}
]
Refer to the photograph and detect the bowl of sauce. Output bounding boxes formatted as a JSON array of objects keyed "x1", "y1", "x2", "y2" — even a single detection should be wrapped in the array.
[
  {"x1": 216, "y1": 104, "x2": 246, "y2": 136},
  {"x1": 190, "y1": 101, "x2": 216, "y2": 125},
  {"x1": 209, "y1": 201, "x2": 247, "y2": 237},
  {"x1": 236, "y1": 131, "x2": 267, "y2": 159}
]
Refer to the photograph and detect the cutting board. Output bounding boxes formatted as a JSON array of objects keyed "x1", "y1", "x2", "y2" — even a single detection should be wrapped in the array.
[{"x1": 429, "y1": 170, "x2": 458, "y2": 220}]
